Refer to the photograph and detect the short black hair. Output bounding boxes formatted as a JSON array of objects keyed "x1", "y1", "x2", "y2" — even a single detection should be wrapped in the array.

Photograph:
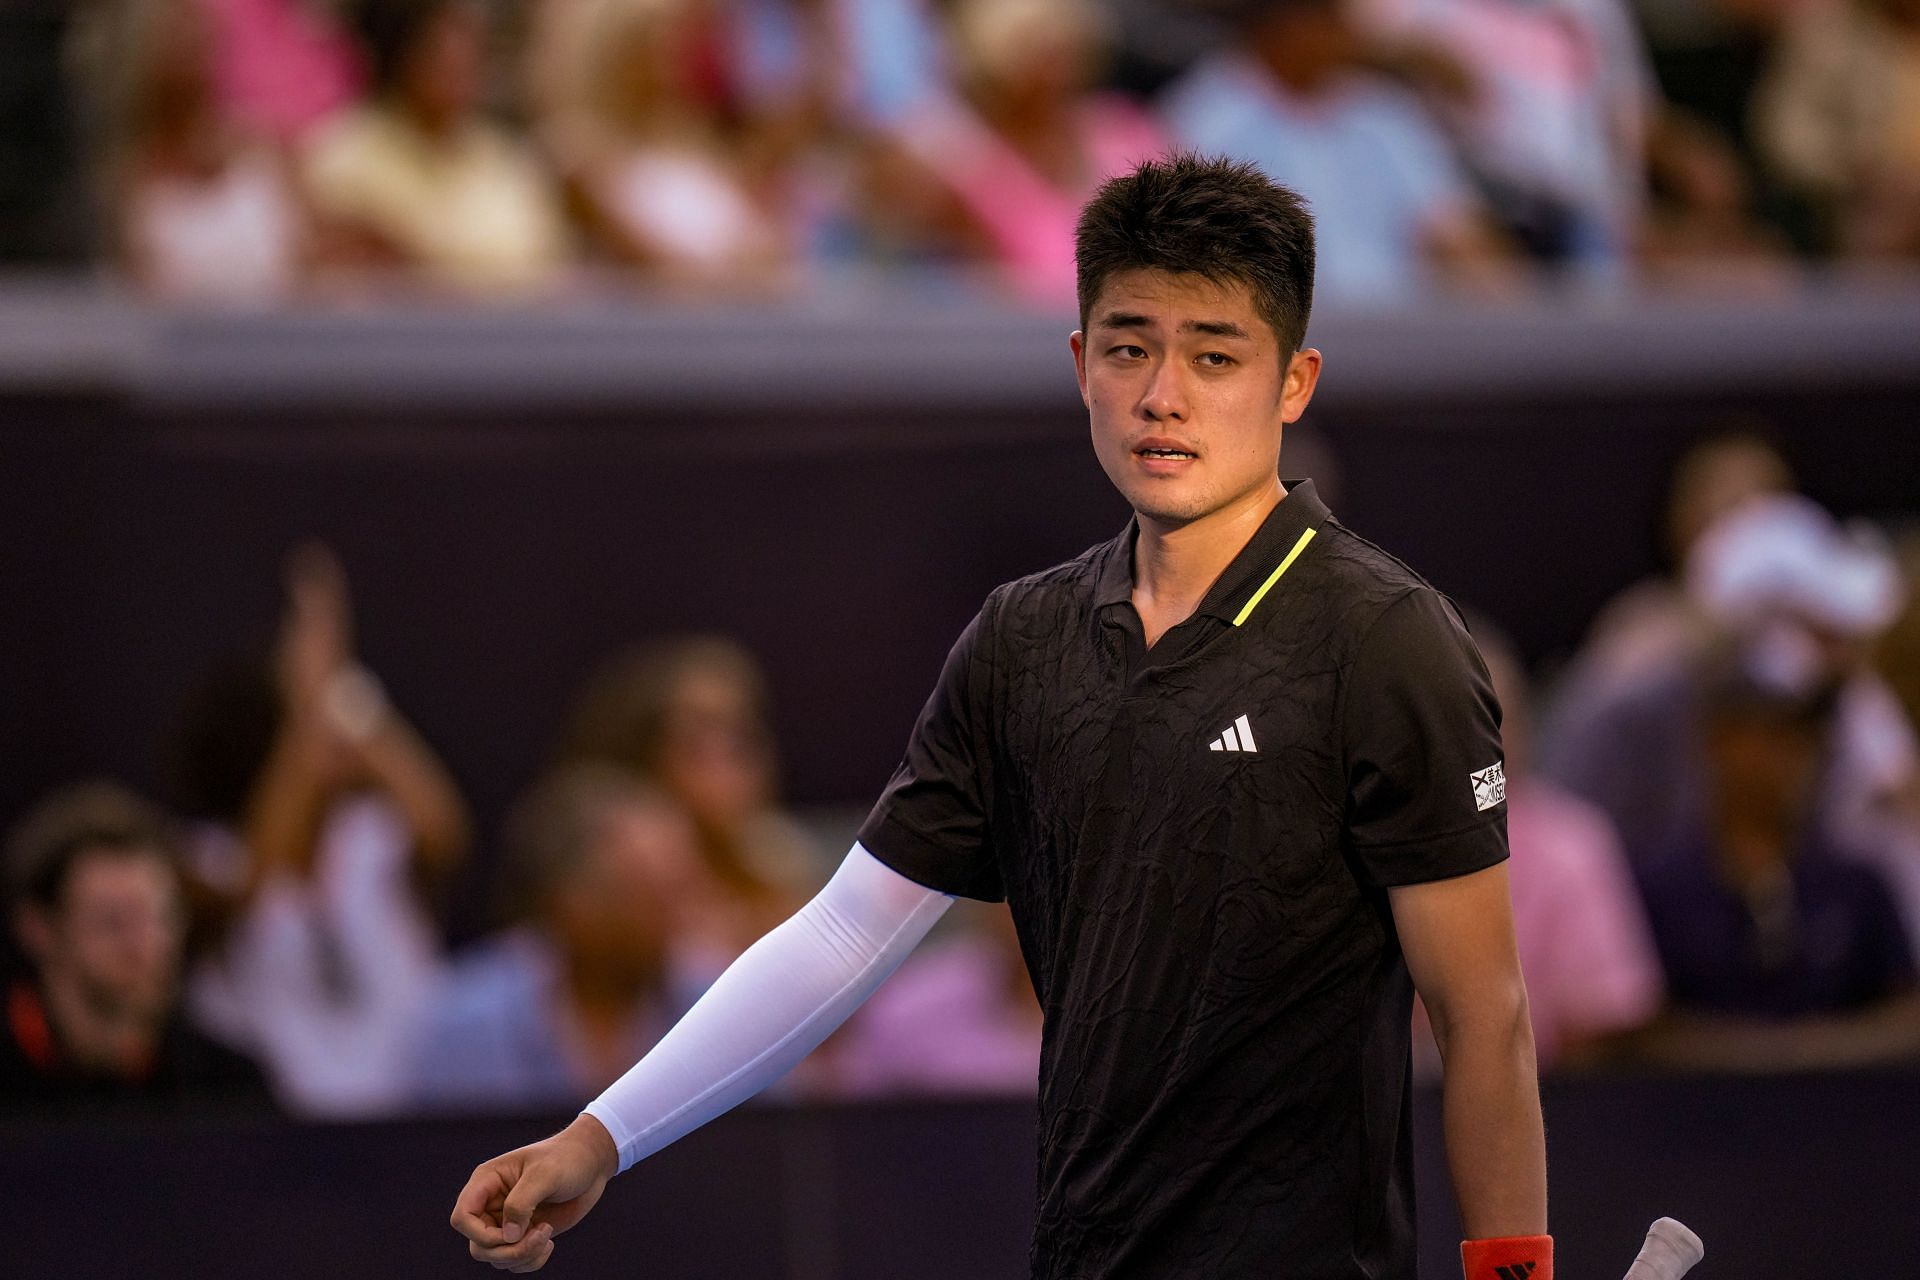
[
  {"x1": 5, "y1": 782, "x2": 176, "y2": 911},
  {"x1": 1075, "y1": 153, "x2": 1316, "y2": 355}
]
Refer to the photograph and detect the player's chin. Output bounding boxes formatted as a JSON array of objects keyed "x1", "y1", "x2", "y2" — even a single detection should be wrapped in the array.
[{"x1": 1125, "y1": 486, "x2": 1213, "y2": 527}]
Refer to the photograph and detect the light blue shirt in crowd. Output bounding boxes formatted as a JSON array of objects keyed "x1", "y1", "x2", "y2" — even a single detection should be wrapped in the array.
[
  {"x1": 407, "y1": 929, "x2": 707, "y2": 1112},
  {"x1": 1160, "y1": 53, "x2": 1477, "y2": 303}
]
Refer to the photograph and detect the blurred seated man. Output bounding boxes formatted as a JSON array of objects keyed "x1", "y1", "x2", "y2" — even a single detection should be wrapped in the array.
[
  {"x1": 1630, "y1": 647, "x2": 1920, "y2": 1070},
  {"x1": 408, "y1": 769, "x2": 723, "y2": 1110},
  {"x1": 1555, "y1": 429, "x2": 1793, "y2": 693},
  {"x1": 1542, "y1": 493, "x2": 1913, "y2": 866},
  {"x1": 1638, "y1": 110, "x2": 1799, "y2": 287},
  {"x1": 302, "y1": 0, "x2": 571, "y2": 291},
  {"x1": 1, "y1": 783, "x2": 271, "y2": 1112},
  {"x1": 1754, "y1": 0, "x2": 1920, "y2": 258},
  {"x1": 1159, "y1": 0, "x2": 1521, "y2": 301}
]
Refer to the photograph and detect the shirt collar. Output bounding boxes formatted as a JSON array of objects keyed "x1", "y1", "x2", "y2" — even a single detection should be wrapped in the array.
[{"x1": 1092, "y1": 479, "x2": 1331, "y2": 621}]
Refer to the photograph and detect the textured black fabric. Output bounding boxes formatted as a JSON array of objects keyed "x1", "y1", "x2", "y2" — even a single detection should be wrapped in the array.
[{"x1": 859, "y1": 480, "x2": 1508, "y2": 1279}]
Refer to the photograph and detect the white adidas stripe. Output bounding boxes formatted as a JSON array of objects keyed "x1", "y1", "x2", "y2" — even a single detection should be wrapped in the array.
[{"x1": 1208, "y1": 716, "x2": 1258, "y2": 753}]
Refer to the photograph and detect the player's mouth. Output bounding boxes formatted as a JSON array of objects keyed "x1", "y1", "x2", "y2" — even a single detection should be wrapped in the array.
[{"x1": 1133, "y1": 438, "x2": 1199, "y2": 475}]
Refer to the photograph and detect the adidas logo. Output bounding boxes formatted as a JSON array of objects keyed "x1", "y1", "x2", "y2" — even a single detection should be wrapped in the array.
[
  {"x1": 1208, "y1": 714, "x2": 1259, "y2": 754},
  {"x1": 1494, "y1": 1263, "x2": 1536, "y2": 1280}
]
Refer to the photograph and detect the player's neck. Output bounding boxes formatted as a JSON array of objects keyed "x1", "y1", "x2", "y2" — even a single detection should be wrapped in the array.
[{"x1": 1131, "y1": 480, "x2": 1287, "y2": 647}]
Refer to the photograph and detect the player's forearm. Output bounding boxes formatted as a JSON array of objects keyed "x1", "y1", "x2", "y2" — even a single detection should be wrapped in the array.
[
  {"x1": 1433, "y1": 993, "x2": 1548, "y2": 1239},
  {"x1": 582, "y1": 844, "x2": 951, "y2": 1171}
]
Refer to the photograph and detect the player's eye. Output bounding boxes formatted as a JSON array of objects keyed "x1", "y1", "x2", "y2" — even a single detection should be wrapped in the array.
[
  {"x1": 1196, "y1": 351, "x2": 1233, "y2": 368},
  {"x1": 1108, "y1": 344, "x2": 1147, "y2": 360}
]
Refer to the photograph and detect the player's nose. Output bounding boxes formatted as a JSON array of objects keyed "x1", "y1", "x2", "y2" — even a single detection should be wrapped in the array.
[{"x1": 1139, "y1": 361, "x2": 1188, "y2": 422}]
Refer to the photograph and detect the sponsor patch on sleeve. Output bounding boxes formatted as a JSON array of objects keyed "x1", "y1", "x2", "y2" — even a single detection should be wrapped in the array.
[{"x1": 1470, "y1": 762, "x2": 1507, "y2": 813}]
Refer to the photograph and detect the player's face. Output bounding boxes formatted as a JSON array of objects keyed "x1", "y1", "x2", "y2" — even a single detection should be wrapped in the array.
[{"x1": 1072, "y1": 270, "x2": 1320, "y2": 531}]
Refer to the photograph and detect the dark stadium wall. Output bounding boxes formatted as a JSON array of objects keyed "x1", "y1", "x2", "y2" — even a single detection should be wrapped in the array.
[{"x1": 4, "y1": 1071, "x2": 1915, "y2": 1279}]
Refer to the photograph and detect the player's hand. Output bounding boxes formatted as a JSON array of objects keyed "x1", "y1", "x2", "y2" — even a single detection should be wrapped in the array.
[{"x1": 451, "y1": 1114, "x2": 620, "y2": 1272}]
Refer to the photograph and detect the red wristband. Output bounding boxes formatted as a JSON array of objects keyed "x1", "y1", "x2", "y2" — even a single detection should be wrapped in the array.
[{"x1": 1461, "y1": 1234, "x2": 1553, "y2": 1280}]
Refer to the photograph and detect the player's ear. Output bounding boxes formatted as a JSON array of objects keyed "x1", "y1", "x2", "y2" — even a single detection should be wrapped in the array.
[
  {"x1": 1281, "y1": 348, "x2": 1322, "y2": 424},
  {"x1": 1070, "y1": 331, "x2": 1092, "y2": 408}
]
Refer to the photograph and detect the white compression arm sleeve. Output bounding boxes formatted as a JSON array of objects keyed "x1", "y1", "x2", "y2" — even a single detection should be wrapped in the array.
[{"x1": 581, "y1": 842, "x2": 953, "y2": 1172}]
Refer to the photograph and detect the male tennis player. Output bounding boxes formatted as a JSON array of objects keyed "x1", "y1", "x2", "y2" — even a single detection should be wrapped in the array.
[{"x1": 453, "y1": 153, "x2": 1549, "y2": 1280}]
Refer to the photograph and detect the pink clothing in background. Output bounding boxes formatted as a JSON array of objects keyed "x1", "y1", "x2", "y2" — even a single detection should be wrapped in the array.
[
  {"x1": 836, "y1": 936, "x2": 1040, "y2": 1095},
  {"x1": 897, "y1": 92, "x2": 1168, "y2": 303},
  {"x1": 1504, "y1": 780, "x2": 1664, "y2": 1065},
  {"x1": 201, "y1": 0, "x2": 362, "y2": 143}
]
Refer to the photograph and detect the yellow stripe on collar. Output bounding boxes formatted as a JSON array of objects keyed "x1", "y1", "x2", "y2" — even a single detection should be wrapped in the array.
[{"x1": 1231, "y1": 527, "x2": 1318, "y2": 626}]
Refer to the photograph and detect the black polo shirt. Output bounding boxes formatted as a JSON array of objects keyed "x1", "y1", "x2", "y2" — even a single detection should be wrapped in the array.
[{"x1": 858, "y1": 479, "x2": 1508, "y2": 1280}]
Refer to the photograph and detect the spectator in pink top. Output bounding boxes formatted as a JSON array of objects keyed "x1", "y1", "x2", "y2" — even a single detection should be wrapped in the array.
[
  {"x1": 887, "y1": 0, "x2": 1168, "y2": 302},
  {"x1": 1419, "y1": 620, "x2": 1664, "y2": 1072},
  {"x1": 199, "y1": 0, "x2": 363, "y2": 144},
  {"x1": 1501, "y1": 768, "x2": 1667, "y2": 1067}
]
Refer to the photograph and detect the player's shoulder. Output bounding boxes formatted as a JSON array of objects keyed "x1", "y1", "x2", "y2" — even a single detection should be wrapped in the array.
[
  {"x1": 1311, "y1": 517, "x2": 1435, "y2": 596},
  {"x1": 1234, "y1": 516, "x2": 1486, "y2": 687},
  {"x1": 982, "y1": 531, "x2": 1125, "y2": 622},
  {"x1": 1293, "y1": 516, "x2": 1464, "y2": 637}
]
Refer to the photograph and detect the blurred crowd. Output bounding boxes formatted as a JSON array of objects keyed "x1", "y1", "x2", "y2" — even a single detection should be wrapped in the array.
[
  {"x1": 3, "y1": 0, "x2": 1920, "y2": 303},
  {"x1": 4, "y1": 431, "x2": 1918, "y2": 1121},
  {"x1": 0, "y1": 541, "x2": 1043, "y2": 1117}
]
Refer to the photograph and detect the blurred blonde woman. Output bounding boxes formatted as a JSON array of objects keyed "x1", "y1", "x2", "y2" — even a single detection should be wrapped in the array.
[
  {"x1": 532, "y1": 0, "x2": 795, "y2": 285},
  {"x1": 559, "y1": 637, "x2": 822, "y2": 955},
  {"x1": 96, "y1": 0, "x2": 307, "y2": 301}
]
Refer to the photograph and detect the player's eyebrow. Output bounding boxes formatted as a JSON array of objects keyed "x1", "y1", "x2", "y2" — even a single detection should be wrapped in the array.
[
  {"x1": 1185, "y1": 319, "x2": 1251, "y2": 340},
  {"x1": 1094, "y1": 312, "x2": 1252, "y2": 341}
]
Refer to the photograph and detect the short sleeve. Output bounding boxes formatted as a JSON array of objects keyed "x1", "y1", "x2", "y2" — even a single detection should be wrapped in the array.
[
  {"x1": 857, "y1": 603, "x2": 1003, "y2": 901},
  {"x1": 1343, "y1": 588, "x2": 1510, "y2": 887}
]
